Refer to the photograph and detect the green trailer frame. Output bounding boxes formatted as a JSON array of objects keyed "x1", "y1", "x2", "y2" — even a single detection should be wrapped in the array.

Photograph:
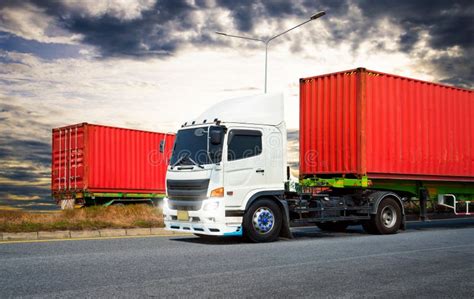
[
  {"x1": 301, "y1": 176, "x2": 474, "y2": 201},
  {"x1": 53, "y1": 191, "x2": 166, "y2": 207}
]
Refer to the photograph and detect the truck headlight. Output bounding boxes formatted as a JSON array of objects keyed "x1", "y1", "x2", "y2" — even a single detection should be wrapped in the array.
[{"x1": 203, "y1": 201, "x2": 220, "y2": 211}]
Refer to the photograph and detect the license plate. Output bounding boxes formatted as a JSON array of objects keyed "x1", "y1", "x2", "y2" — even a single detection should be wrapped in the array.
[{"x1": 177, "y1": 210, "x2": 189, "y2": 221}]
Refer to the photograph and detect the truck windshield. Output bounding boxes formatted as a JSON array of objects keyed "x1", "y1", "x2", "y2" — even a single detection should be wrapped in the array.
[{"x1": 170, "y1": 126, "x2": 224, "y2": 166}]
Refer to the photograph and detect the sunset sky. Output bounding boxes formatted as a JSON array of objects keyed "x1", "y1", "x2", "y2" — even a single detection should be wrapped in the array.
[{"x1": 0, "y1": 0, "x2": 472, "y2": 210}]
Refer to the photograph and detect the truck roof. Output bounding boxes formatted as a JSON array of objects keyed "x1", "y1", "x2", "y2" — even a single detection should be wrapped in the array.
[{"x1": 186, "y1": 93, "x2": 284, "y2": 127}]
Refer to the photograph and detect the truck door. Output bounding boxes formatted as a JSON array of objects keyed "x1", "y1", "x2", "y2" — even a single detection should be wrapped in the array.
[{"x1": 223, "y1": 129, "x2": 265, "y2": 208}]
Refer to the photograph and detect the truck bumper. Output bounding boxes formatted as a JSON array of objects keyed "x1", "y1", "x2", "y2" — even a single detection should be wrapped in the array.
[{"x1": 163, "y1": 197, "x2": 243, "y2": 237}]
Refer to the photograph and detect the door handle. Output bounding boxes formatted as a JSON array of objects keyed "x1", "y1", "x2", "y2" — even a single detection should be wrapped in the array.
[{"x1": 256, "y1": 169, "x2": 264, "y2": 173}]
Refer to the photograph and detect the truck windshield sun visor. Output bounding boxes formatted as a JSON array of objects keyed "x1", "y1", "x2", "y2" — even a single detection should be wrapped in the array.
[{"x1": 170, "y1": 126, "x2": 225, "y2": 167}]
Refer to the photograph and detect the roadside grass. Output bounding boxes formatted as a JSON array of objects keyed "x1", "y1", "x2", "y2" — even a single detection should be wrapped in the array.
[{"x1": 0, "y1": 205, "x2": 164, "y2": 233}]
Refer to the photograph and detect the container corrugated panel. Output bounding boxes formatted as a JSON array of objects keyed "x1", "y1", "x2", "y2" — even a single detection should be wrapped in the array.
[
  {"x1": 300, "y1": 68, "x2": 474, "y2": 181},
  {"x1": 51, "y1": 123, "x2": 175, "y2": 194}
]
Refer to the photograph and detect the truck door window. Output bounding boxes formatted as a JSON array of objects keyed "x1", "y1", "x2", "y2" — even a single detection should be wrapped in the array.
[{"x1": 227, "y1": 130, "x2": 262, "y2": 161}]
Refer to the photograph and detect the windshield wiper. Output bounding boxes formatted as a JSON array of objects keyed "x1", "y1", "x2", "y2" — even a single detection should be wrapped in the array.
[
  {"x1": 171, "y1": 153, "x2": 204, "y2": 169},
  {"x1": 187, "y1": 156, "x2": 204, "y2": 169},
  {"x1": 171, "y1": 153, "x2": 189, "y2": 168}
]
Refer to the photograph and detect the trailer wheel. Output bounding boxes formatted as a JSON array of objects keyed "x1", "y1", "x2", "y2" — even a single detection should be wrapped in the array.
[
  {"x1": 367, "y1": 197, "x2": 402, "y2": 234},
  {"x1": 317, "y1": 222, "x2": 349, "y2": 232},
  {"x1": 243, "y1": 199, "x2": 282, "y2": 243}
]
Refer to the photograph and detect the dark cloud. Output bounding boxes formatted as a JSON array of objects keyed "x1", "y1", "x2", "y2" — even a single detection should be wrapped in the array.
[
  {"x1": 0, "y1": 135, "x2": 51, "y2": 188},
  {"x1": 217, "y1": 0, "x2": 473, "y2": 87},
  {"x1": 24, "y1": 0, "x2": 200, "y2": 57},
  {"x1": 1, "y1": 1, "x2": 472, "y2": 86},
  {"x1": 0, "y1": 137, "x2": 51, "y2": 166},
  {"x1": 354, "y1": 0, "x2": 474, "y2": 86},
  {"x1": 0, "y1": 33, "x2": 82, "y2": 59},
  {"x1": 218, "y1": 0, "x2": 345, "y2": 37},
  {"x1": 0, "y1": 166, "x2": 48, "y2": 182},
  {"x1": 0, "y1": 100, "x2": 52, "y2": 210},
  {"x1": 358, "y1": 0, "x2": 472, "y2": 48},
  {"x1": 0, "y1": 0, "x2": 345, "y2": 57}
]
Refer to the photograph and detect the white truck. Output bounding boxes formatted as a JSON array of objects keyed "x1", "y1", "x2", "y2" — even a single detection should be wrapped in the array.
[{"x1": 162, "y1": 93, "x2": 292, "y2": 242}]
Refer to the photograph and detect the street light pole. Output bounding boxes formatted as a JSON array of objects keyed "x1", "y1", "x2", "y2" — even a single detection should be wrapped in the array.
[
  {"x1": 216, "y1": 11, "x2": 325, "y2": 93},
  {"x1": 265, "y1": 42, "x2": 268, "y2": 93}
]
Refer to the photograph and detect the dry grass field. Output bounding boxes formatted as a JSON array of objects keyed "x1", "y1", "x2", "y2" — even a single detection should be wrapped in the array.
[{"x1": 0, "y1": 205, "x2": 164, "y2": 233}]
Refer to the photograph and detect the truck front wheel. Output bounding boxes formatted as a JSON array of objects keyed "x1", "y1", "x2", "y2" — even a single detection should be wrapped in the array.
[
  {"x1": 364, "y1": 197, "x2": 401, "y2": 234},
  {"x1": 243, "y1": 199, "x2": 282, "y2": 243}
]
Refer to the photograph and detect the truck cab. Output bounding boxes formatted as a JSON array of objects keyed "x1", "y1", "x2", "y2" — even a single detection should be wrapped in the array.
[{"x1": 163, "y1": 93, "x2": 288, "y2": 241}]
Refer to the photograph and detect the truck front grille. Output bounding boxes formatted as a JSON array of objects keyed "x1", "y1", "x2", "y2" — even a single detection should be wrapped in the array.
[
  {"x1": 168, "y1": 199, "x2": 202, "y2": 211},
  {"x1": 167, "y1": 179, "x2": 209, "y2": 200}
]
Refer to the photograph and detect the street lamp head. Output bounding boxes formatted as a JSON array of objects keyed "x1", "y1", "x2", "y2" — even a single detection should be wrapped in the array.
[
  {"x1": 310, "y1": 11, "x2": 326, "y2": 20},
  {"x1": 215, "y1": 12, "x2": 325, "y2": 93}
]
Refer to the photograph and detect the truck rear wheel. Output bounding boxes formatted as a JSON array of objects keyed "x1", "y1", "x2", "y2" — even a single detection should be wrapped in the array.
[
  {"x1": 364, "y1": 197, "x2": 401, "y2": 234},
  {"x1": 317, "y1": 222, "x2": 349, "y2": 232},
  {"x1": 243, "y1": 199, "x2": 282, "y2": 243}
]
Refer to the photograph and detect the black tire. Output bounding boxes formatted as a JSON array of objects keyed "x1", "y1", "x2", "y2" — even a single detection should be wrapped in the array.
[
  {"x1": 243, "y1": 199, "x2": 282, "y2": 243},
  {"x1": 368, "y1": 197, "x2": 402, "y2": 234},
  {"x1": 317, "y1": 221, "x2": 349, "y2": 232}
]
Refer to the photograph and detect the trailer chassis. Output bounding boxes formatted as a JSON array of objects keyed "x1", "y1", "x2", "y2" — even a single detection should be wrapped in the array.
[{"x1": 292, "y1": 176, "x2": 474, "y2": 227}]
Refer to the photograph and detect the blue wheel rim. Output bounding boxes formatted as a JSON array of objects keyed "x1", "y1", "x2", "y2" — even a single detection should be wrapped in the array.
[{"x1": 252, "y1": 207, "x2": 275, "y2": 234}]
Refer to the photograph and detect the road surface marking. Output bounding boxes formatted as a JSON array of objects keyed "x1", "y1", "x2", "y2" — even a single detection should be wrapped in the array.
[{"x1": 0, "y1": 234, "x2": 187, "y2": 245}]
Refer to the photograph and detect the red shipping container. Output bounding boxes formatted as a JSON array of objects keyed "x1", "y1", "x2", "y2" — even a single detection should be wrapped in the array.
[
  {"x1": 51, "y1": 123, "x2": 175, "y2": 203},
  {"x1": 299, "y1": 68, "x2": 473, "y2": 181}
]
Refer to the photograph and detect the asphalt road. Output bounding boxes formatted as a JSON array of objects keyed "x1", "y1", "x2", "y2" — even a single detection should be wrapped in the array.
[{"x1": 1, "y1": 219, "x2": 473, "y2": 298}]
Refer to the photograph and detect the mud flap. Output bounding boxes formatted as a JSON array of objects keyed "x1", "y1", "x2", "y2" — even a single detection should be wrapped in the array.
[
  {"x1": 279, "y1": 200, "x2": 294, "y2": 239},
  {"x1": 400, "y1": 214, "x2": 406, "y2": 230}
]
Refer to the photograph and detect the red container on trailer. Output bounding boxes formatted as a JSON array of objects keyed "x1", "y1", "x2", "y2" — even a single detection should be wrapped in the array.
[
  {"x1": 51, "y1": 123, "x2": 175, "y2": 205},
  {"x1": 299, "y1": 68, "x2": 473, "y2": 181}
]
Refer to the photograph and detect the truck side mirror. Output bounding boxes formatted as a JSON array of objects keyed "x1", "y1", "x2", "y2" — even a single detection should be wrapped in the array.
[
  {"x1": 159, "y1": 140, "x2": 166, "y2": 153},
  {"x1": 210, "y1": 130, "x2": 222, "y2": 145}
]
